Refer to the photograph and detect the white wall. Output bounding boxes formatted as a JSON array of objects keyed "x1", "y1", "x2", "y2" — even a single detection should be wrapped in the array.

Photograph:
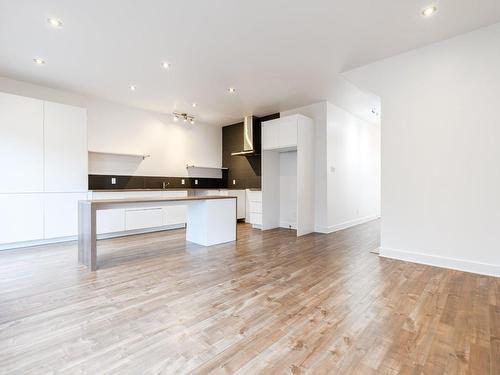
[
  {"x1": 345, "y1": 22, "x2": 500, "y2": 276},
  {"x1": 0, "y1": 76, "x2": 222, "y2": 178},
  {"x1": 326, "y1": 103, "x2": 380, "y2": 232}
]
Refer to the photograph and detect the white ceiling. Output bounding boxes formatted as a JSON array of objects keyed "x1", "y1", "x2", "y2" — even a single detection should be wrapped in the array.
[{"x1": 1, "y1": 0, "x2": 500, "y2": 126}]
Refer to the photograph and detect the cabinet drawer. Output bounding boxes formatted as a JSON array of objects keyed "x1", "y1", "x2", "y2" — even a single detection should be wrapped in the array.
[
  {"x1": 246, "y1": 190, "x2": 262, "y2": 202},
  {"x1": 249, "y1": 213, "x2": 262, "y2": 225},
  {"x1": 97, "y1": 209, "x2": 125, "y2": 234},
  {"x1": 248, "y1": 201, "x2": 262, "y2": 214},
  {"x1": 125, "y1": 208, "x2": 164, "y2": 231}
]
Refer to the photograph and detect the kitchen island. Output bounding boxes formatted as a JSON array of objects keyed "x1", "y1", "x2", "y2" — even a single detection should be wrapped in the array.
[{"x1": 78, "y1": 195, "x2": 236, "y2": 271}]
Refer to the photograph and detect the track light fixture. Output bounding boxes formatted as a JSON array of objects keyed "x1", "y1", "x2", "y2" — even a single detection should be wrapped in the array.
[{"x1": 172, "y1": 112, "x2": 195, "y2": 124}]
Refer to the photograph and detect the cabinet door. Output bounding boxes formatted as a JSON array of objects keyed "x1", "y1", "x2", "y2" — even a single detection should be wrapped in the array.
[
  {"x1": 44, "y1": 101, "x2": 87, "y2": 192},
  {"x1": 279, "y1": 117, "x2": 298, "y2": 148},
  {"x1": 261, "y1": 121, "x2": 281, "y2": 150},
  {"x1": 97, "y1": 209, "x2": 125, "y2": 234},
  {"x1": 44, "y1": 193, "x2": 87, "y2": 238},
  {"x1": 125, "y1": 208, "x2": 164, "y2": 231},
  {"x1": 163, "y1": 191, "x2": 187, "y2": 225},
  {"x1": 164, "y1": 206, "x2": 187, "y2": 226},
  {"x1": 0, "y1": 194, "x2": 44, "y2": 244},
  {"x1": 0, "y1": 92, "x2": 44, "y2": 193},
  {"x1": 228, "y1": 190, "x2": 246, "y2": 219}
]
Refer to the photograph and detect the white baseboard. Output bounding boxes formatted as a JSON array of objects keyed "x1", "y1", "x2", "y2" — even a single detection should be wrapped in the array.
[
  {"x1": 279, "y1": 221, "x2": 297, "y2": 230},
  {"x1": 314, "y1": 214, "x2": 380, "y2": 234},
  {"x1": 380, "y1": 247, "x2": 500, "y2": 278},
  {"x1": 0, "y1": 224, "x2": 186, "y2": 251},
  {"x1": 0, "y1": 235, "x2": 77, "y2": 251}
]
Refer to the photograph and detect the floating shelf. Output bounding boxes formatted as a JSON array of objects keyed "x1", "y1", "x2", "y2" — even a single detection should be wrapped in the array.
[
  {"x1": 89, "y1": 150, "x2": 151, "y2": 160},
  {"x1": 186, "y1": 164, "x2": 228, "y2": 170}
]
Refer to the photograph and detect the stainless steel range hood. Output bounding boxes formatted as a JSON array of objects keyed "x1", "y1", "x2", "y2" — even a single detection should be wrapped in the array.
[{"x1": 231, "y1": 116, "x2": 260, "y2": 156}]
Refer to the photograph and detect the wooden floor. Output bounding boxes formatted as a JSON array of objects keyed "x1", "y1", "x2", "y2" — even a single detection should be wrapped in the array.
[{"x1": 0, "y1": 221, "x2": 498, "y2": 374}]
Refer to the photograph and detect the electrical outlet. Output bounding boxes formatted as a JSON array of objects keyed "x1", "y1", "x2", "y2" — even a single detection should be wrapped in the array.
[
  {"x1": 232, "y1": 179, "x2": 236, "y2": 185},
  {"x1": 194, "y1": 179, "x2": 198, "y2": 185},
  {"x1": 181, "y1": 179, "x2": 185, "y2": 185},
  {"x1": 111, "y1": 177, "x2": 116, "y2": 185}
]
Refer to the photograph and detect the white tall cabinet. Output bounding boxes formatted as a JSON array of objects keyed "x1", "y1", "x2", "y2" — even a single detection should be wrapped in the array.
[
  {"x1": 261, "y1": 114, "x2": 315, "y2": 236},
  {"x1": 44, "y1": 102, "x2": 87, "y2": 192},
  {"x1": 0, "y1": 93, "x2": 44, "y2": 192},
  {"x1": 0, "y1": 92, "x2": 87, "y2": 248}
]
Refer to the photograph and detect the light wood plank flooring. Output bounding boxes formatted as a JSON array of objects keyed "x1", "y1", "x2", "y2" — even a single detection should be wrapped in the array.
[{"x1": 0, "y1": 221, "x2": 498, "y2": 374}]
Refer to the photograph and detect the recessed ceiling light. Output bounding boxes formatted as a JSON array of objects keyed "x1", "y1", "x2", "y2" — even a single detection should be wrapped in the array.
[
  {"x1": 422, "y1": 6, "x2": 437, "y2": 17},
  {"x1": 47, "y1": 18, "x2": 63, "y2": 28},
  {"x1": 129, "y1": 85, "x2": 136, "y2": 91},
  {"x1": 228, "y1": 87, "x2": 236, "y2": 93},
  {"x1": 162, "y1": 62, "x2": 171, "y2": 70},
  {"x1": 192, "y1": 103, "x2": 197, "y2": 108},
  {"x1": 33, "y1": 58, "x2": 45, "y2": 65}
]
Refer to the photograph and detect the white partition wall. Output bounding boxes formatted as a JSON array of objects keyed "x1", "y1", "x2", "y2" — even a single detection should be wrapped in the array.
[{"x1": 261, "y1": 114, "x2": 314, "y2": 236}]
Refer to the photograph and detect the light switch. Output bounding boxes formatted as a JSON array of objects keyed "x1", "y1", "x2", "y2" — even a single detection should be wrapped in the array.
[
  {"x1": 111, "y1": 177, "x2": 116, "y2": 185},
  {"x1": 232, "y1": 179, "x2": 236, "y2": 185},
  {"x1": 181, "y1": 179, "x2": 185, "y2": 185},
  {"x1": 330, "y1": 167, "x2": 336, "y2": 173},
  {"x1": 194, "y1": 179, "x2": 198, "y2": 185}
]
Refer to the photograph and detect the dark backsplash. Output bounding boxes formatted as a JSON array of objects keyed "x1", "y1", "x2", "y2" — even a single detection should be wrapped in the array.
[
  {"x1": 89, "y1": 173, "x2": 228, "y2": 190},
  {"x1": 90, "y1": 112, "x2": 279, "y2": 191},
  {"x1": 222, "y1": 113, "x2": 279, "y2": 189}
]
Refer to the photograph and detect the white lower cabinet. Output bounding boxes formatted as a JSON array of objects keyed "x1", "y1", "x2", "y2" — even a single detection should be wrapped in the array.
[
  {"x1": 163, "y1": 206, "x2": 187, "y2": 225},
  {"x1": 0, "y1": 194, "x2": 44, "y2": 245},
  {"x1": 246, "y1": 189, "x2": 262, "y2": 228},
  {"x1": 44, "y1": 193, "x2": 87, "y2": 239},
  {"x1": 97, "y1": 209, "x2": 125, "y2": 234},
  {"x1": 125, "y1": 208, "x2": 164, "y2": 231},
  {"x1": 163, "y1": 190, "x2": 188, "y2": 226},
  {"x1": 90, "y1": 190, "x2": 188, "y2": 236},
  {"x1": 249, "y1": 213, "x2": 262, "y2": 225}
]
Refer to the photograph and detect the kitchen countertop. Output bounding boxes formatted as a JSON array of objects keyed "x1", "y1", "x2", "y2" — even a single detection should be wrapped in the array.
[
  {"x1": 89, "y1": 188, "x2": 260, "y2": 192},
  {"x1": 82, "y1": 195, "x2": 237, "y2": 206}
]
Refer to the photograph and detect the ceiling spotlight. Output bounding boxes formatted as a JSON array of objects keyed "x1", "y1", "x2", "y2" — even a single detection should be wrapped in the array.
[
  {"x1": 228, "y1": 87, "x2": 236, "y2": 93},
  {"x1": 422, "y1": 6, "x2": 437, "y2": 17},
  {"x1": 129, "y1": 85, "x2": 136, "y2": 91},
  {"x1": 192, "y1": 103, "x2": 197, "y2": 108},
  {"x1": 162, "y1": 62, "x2": 171, "y2": 70},
  {"x1": 33, "y1": 58, "x2": 45, "y2": 65},
  {"x1": 47, "y1": 18, "x2": 63, "y2": 28},
  {"x1": 172, "y1": 112, "x2": 195, "y2": 124}
]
